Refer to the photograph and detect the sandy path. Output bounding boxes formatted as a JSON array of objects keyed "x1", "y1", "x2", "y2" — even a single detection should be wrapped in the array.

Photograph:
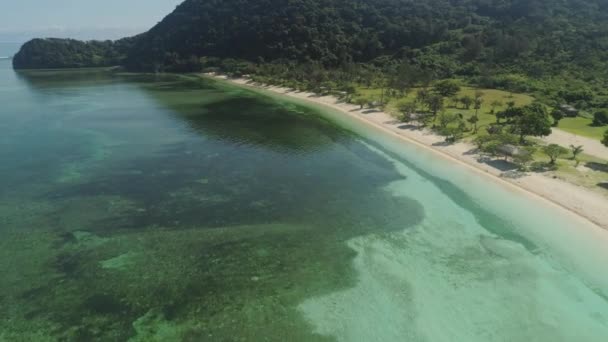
[
  {"x1": 543, "y1": 128, "x2": 608, "y2": 160},
  {"x1": 205, "y1": 74, "x2": 608, "y2": 229}
]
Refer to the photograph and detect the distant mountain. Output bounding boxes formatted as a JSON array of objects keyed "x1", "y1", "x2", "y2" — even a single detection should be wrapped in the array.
[{"x1": 13, "y1": 37, "x2": 136, "y2": 69}]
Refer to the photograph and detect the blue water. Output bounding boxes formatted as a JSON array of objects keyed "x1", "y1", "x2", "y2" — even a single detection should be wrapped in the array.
[{"x1": 1, "y1": 61, "x2": 608, "y2": 341}]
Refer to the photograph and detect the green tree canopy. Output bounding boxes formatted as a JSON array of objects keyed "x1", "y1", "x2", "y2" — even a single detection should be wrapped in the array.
[
  {"x1": 460, "y1": 95, "x2": 474, "y2": 110},
  {"x1": 593, "y1": 110, "x2": 608, "y2": 127},
  {"x1": 434, "y1": 80, "x2": 461, "y2": 98},
  {"x1": 12, "y1": 0, "x2": 608, "y2": 117},
  {"x1": 13, "y1": 38, "x2": 134, "y2": 69},
  {"x1": 512, "y1": 103, "x2": 553, "y2": 143},
  {"x1": 551, "y1": 109, "x2": 565, "y2": 127},
  {"x1": 543, "y1": 144, "x2": 568, "y2": 165}
]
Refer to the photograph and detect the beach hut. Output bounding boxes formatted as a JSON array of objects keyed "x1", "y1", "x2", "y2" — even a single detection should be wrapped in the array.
[
  {"x1": 559, "y1": 104, "x2": 578, "y2": 117},
  {"x1": 497, "y1": 144, "x2": 529, "y2": 160}
]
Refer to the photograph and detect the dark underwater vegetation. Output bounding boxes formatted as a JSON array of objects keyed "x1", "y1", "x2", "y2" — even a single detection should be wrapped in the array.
[
  {"x1": 1, "y1": 65, "x2": 425, "y2": 340},
  {"x1": 2, "y1": 62, "x2": 608, "y2": 341}
]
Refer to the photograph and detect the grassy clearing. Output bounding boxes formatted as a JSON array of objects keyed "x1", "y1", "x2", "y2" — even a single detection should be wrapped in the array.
[
  {"x1": 550, "y1": 153, "x2": 608, "y2": 193},
  {"x1": 556, "y1": 117, "x2": 606, "y2": 140},
  {"x1": 356, "y1": 86, "x2": 534, "y2": 108},
  {"x1": 354, "y1": 83, "x2": 608, "y2": 193},
  {"x1": 355, "y1": 83, "x2": 606, "y2": 143},
  {"x1": 355, "y1": 85, "x2": 534, "y2": 139}
]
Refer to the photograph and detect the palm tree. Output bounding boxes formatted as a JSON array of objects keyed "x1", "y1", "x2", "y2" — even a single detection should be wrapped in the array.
[{"x1": 570, "y1": 145, "x2": 584, "y2": 166}]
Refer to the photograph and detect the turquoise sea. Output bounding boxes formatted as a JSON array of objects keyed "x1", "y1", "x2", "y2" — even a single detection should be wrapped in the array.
[{"x1": 1, "y1": 59, "x2": 607, "y2": 341}]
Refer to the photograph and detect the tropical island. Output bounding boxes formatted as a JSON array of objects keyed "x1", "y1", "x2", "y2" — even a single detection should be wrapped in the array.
[{"x1": 13, "y1": 0, "x2": 608, "y2": 226}]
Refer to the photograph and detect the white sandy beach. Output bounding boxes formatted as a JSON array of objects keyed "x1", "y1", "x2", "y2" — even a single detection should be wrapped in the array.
[
  {"x1": 205, "y1": 74, "x2": 608, "y2": 230},
  {"x1": 200, "y1": 74, "x2": 608, "y2": 342},
  {"x1": 544, "y1": 128, "x2": 608, "y2": 160}
]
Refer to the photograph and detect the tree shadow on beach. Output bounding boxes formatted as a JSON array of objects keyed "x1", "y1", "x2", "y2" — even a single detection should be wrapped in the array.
[
  {"x1": 463, "y1": 148, "x2": 480, "y2": 156},
  {"x1": 432, "y1": 141, "x2": 452, "y2": 147},
  {"x1": 397, "y1": 124, "x2": 419, "y2": 130},
  {"x1": 501, "y1": 170, "x2": 527, "y2": 179},
  {"x1": 476, "y1": 157, "x2": 519, "y2": 172},
  {"x1": 586, "y1": 162, "x2": 608, "y2": 173}
]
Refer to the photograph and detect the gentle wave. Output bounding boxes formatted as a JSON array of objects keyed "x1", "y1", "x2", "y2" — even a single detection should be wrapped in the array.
[{"x1": 0, "y1": 56, "x2": 11, "y2": 60}]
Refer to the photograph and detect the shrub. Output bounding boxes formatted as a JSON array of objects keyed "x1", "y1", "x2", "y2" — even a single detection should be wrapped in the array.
[
  {"x1": 543, "y1": 144, "x2": 568, "y2": 165},
  {"x1": 434, "y1": 80, "x2": 461, "y2": 97},
  {"x1": 592, "y1": 110, "x2": 608, "y2": 126},
  {"x1": 550, "y1": 109, "x2": 564, "y2": 127}
]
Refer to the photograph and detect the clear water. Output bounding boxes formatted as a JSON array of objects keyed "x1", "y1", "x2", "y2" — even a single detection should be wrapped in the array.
[{"x1": 1, "y1": 60, "x2": 608, "y2": 341}]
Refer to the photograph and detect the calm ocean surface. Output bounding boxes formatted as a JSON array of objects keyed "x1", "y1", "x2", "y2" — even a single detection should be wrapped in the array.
[
  {"x1": 1, "y1": 60, "x2": 607, "y2": 341},
  {"x1": 0, "y1": 42, "x2": 21, "y2": 58}
]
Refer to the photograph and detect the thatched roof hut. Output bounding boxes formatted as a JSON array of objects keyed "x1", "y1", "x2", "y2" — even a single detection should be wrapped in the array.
[{"x1": 497, "y1": 144, "x2": 529, "y2": 158}]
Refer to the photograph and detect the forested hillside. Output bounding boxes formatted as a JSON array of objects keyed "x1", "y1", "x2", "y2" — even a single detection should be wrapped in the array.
[
  {"x1": 13, "y1": 0, "x2": 608, "y2": 109},
  {"x1": 12, "y1": 37, "x2": 135, "y2": 69},
  {"x1": 125, "y1": 0, "x2": 608, "y2": 75}
]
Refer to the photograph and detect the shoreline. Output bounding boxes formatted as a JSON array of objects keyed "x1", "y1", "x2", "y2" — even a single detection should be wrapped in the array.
[{"x1": 203, "y1": 73, "x2": 608, "y2": 230}]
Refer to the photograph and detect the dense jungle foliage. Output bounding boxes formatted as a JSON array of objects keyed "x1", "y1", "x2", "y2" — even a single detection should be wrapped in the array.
[{"x1": 12, "y1": 0, "x2": 608, "y2": 110}]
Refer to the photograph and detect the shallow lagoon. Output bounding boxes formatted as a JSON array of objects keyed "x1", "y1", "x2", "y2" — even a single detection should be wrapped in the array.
[{"x1": 1, "y1": 60, "x2": 607, "y2": 341}]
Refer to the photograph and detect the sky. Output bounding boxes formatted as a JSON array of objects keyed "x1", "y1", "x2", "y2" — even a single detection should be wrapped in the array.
[{"x1": 0, "y1": 0, "x2": 184, "y2": 42}]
